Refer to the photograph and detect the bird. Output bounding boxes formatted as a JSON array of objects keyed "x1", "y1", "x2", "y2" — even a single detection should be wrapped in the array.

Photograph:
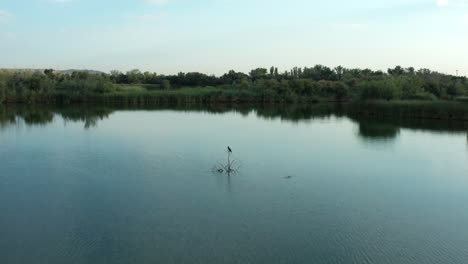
[{"x1": 227, "y1": 146, "x2": 232, "y2": 153}]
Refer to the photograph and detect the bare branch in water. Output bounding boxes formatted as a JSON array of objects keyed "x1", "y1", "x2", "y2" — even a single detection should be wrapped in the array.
[{"x1": 213, "y1": 148, "x2": 240, "y2": 174}]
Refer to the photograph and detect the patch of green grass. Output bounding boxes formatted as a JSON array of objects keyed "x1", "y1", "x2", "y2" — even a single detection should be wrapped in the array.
[
  {"x1": 139, "y1": 84, "x2": 161, "y2": 90},
  {"x1": 109, "y1": 86, "x2": 261, "y2": 98},
  {"x1": 114, "y1": 84, "x2": 147, "y2": 92}
]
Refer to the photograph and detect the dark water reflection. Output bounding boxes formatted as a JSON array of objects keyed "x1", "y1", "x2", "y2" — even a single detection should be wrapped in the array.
[
  {"x1": 0, "y1": 106, "x2": 112, "y2": 129},
  {"x1": 1, "y1": 104, "x2": 467, "y2": 140},
  {"x1": 1, "y1": 104, "x2": 468, "y2": 264}
]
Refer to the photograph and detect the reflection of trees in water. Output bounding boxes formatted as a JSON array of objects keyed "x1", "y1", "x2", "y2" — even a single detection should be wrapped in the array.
[
  {"x1": 0, "y1": 107, "x2": 17, "y2": 129},
  {"x1": 0, "y1": 107, "x2": 54, "y2": 129},
  {"x1": 254, "y1": 103, "x2": 345, "y2": 122},
  {"x1": 0, "y1": 106, "x2": 113, "y2": 129},
  {"x1": 357, "y1": 120, "x2": 400, "y2": 142},
  {"x1": 1, "y1": 103, "x2": 468, "y2": 136},
  {"x1": 348, "y1": 112, "x2": 468, "y2": 143},
  {"x1": 349, "y1": 113, "x2": 468, "y2": 135},
  {"x1": 19, "y1": 108, "x2": 54, "y2": 125},
  {"x1": 60, "y1": 108, "x2": 113, "y2": 129},
  {"x1": 129, "y1": 103, "x2": 342, "y2": 122}
]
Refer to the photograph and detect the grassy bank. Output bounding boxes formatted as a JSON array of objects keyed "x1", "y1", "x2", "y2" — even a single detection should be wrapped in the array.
[{"x1": 3, "y1": 85, "x2": 322, "y2": 105}]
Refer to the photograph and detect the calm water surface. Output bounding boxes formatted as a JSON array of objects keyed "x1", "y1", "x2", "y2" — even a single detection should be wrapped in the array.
[{"x1": 1, "y1": 105, "x2": 468, "y2": 264}]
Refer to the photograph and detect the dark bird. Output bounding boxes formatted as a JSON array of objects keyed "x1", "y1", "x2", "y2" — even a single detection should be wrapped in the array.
[{"x1": 227, "y1": 146, "x2": 232, "y2": 153}]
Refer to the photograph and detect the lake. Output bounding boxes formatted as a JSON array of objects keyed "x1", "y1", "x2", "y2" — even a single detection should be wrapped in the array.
[{"x1": 1, "y1": 105, "x2": 468, "y2": 264}]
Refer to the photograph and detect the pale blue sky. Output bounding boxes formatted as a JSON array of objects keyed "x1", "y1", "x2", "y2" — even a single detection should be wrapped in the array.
[{"x1": 1, "y1": 0, "x2": 467, "y2": 75}]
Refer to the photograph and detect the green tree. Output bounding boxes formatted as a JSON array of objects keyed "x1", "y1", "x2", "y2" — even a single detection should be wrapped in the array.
[
  {"x1": 360, "y1": 79, "x2": 401, "y2": 100},
  {"x1": 94, "y1": 78, "x2": 114, "y2": 93},
  {"x1": 269, "y1": 66, "x2": 275, "y2": 77},
  {"x1": 333, "y1": 82, "x2": 348, "y2": 101},
  {"x1": 249, "y1": 68, "x2": 268, "y2": 80},
  {"x1": 362, "y1": 69, "x2": 372, "y2": 81},
  {"x1": 334, "y1": 66, "x2": 344, "y2": 80},
  {"x1": 127, "y1": 69, "x2": 143, "y2": 84},
  {"x1": 388, "y1": 66, "x2": 405, "y2": 76},
  {"x1": 240, "y1": 79, "x2": 251, "y2": 90},
  {"x1": 447, "y1": 81, "x2": 464, "y2": 99},
  {"x1": 395, "y1": 76, "x2": 423, "y2": 99},
  {"x1": 44, "y1": 69, "x2": 56, "y2": 80}
]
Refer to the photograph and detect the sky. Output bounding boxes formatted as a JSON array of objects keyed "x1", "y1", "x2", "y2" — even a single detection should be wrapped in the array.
[{"x1": 0, "y1": 0, "x2": 468, "y2": 76}]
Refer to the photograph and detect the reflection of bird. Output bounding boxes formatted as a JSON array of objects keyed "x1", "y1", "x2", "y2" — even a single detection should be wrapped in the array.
[{"x1": 227, "y1": 146, "x2": 232, "y2": 153}]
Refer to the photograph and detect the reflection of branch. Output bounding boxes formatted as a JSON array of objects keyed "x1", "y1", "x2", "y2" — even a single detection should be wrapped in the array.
[{"x1": 227, "y1": 151, "x2": 233, "y2": 172}]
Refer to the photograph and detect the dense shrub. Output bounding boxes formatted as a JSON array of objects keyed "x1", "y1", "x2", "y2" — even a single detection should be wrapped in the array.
[{"x1": 1, "y1": 65, "x2": 468, "y2": 104}]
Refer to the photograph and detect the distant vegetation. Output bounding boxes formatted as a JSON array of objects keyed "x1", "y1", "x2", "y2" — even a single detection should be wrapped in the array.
[{"x1": 1, "y1": 65, "x2": 468, "y2": 105}]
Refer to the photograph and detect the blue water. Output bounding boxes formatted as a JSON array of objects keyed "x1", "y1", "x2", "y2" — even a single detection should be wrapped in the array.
[{"x1": 1, "y1": 106, "x2": 467, "y2": 264}]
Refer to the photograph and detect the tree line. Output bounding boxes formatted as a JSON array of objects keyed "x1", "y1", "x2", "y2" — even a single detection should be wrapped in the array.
[{"x1": 1, "y1": 65, "x2": 467, "y2": 104}]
